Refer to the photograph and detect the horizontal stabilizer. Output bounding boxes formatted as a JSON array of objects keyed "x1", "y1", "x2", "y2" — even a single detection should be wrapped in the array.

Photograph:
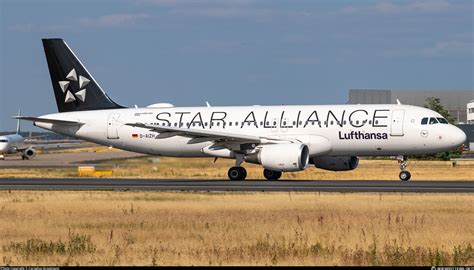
[{"x1": 13, "y1": 116, "x2": 84, "y2": 126}]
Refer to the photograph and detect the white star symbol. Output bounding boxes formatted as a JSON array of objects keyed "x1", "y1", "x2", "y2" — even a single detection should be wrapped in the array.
[{"x1": 58, "y1": 68, "x2": 90, "y2": 103}]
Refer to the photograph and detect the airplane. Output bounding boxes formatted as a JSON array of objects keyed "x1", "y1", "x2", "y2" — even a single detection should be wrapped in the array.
[
  {"x1": 0, "y1": 111, "x2": 37, "y2": 160},
  {"x1": 16, "y1": 38, "x2": 467, "y2": 181}
]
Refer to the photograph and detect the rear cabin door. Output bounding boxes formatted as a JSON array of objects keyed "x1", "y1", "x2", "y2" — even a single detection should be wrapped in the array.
[
  {"x1": 390, "y1": 109, "x2": 405, "y2": 136},
  {"x1": 107, "y1": 113, "x2": 120, "y2": 139}
]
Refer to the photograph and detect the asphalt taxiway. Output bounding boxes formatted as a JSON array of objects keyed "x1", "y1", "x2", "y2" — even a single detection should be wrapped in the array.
[{"x1": 0, "y1": 178, "x2": 472, "y2": 193}]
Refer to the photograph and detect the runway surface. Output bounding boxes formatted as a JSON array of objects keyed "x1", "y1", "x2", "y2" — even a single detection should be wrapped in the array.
[
  {"x1": 0, "y1": 178, "x2": 473, "y2": 193},
  {"x1": 0, "y1": 151, "x2": 145, "y2": 167}
]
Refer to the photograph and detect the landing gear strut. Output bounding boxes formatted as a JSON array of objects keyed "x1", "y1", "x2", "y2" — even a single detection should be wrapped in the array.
[
  {"x1": 228, "y1": 153, "x2": 247, "y2": 181},
  {"x1": 263, "y1": 169, "x2": 282, "y2": 180},
  {"x1": 397, "y1": 155, "x2": 411, "y2": 181}
]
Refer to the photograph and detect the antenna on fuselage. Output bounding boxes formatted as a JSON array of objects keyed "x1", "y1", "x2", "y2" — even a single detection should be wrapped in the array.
[
  {"x1": 396, "y1": 99, "x2": 402, "y2": 105},
  {"x1": 206, "y1": 101, "x2": 211, "y2": 107}
]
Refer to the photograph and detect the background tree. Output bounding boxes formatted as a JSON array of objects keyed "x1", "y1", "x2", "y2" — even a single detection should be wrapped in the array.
[{"x1": 424, "y1": 97, "x2": 457, "y2": 124}]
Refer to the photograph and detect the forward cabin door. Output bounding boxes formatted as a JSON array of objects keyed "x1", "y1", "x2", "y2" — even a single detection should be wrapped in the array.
[
  {"x1": 107, "y1": 113, "x2": 120, "y2": 139},
  {"x1": 390, "y1": 109, "x2": 405, "y2": 136}
]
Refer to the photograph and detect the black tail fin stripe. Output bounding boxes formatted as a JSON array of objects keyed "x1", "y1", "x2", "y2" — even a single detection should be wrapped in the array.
[{"x1": 42, "y1": 38, "x2": 124, "y2": 112}]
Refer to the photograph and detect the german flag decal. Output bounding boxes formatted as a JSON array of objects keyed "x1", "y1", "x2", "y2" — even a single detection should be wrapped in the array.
[{"x1": 132, "y1": 134, "x2": 139, "y2": 138}]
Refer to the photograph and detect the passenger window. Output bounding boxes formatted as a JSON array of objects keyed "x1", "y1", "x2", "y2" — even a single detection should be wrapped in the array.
[
  {"x1": 229, "y1": 122, "x2": 232, "y2": 126},
  {"x1": 429, "y1": 117, "x2": 438, "y2": 125},
  {"x1": 421, "y1": 118, "x2": 428, "y2": 125}
]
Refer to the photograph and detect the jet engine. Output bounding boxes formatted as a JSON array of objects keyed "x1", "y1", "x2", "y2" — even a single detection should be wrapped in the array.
[
  {"x1": 311, "y1": 156, "x2": 359, "y2": 171},
  {"x1": 22, "y1": 147, "x2": 36, "y2": 159},
  {"x1": 245, "y1": 143, "x2": 309, "y2": 172}
]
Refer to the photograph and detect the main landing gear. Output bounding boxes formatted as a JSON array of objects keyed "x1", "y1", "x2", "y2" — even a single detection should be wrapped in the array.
[
  {"x1": 397, "y1": 155, "x2": 411, "y2": 181},
  {"x1": 228, "y1": 166, "x2": 247, "y2": 181},
  {"x1": 228, "y1": 153, "x2": 247, "y2": 181},
  {"x1": 227, "y1": 154, "x2": 283, "y2": 181},
  {"x1": 263, "y1": 169, "x2": 282, "y2": 180}
]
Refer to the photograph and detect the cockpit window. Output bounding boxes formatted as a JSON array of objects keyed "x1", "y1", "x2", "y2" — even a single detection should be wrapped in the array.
[
  {"x1": 429, "y1": 117, "x2": 439, "y2": 125},
  {"x1": 0, "y1": 139, "x2": 8, "y2": 143},
  {"x1": 421, "y1": 117, "x2": 428, "y2": 125},
  {"x1": 437, "y1": 118, "x2": 449, "y2": 124}
]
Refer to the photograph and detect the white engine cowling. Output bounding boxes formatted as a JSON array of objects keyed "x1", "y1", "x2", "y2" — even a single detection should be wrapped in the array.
[
  {"x1": 311, "y1": 156, "x2": 359, "y2": 171},
  {"x1": 23, "y1": 147, "x2": 36, "y2": 159},
  {"x1": 246, "y1": 143, "x2": 310, "y2": 172}
]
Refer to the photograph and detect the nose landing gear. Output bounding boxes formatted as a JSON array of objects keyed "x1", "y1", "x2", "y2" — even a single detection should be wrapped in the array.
[{"x1": 397, "y1": 155, "x2": 411, "y2": 181}]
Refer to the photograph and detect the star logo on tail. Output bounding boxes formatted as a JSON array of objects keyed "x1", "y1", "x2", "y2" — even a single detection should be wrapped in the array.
[{"x1": 58, "y1": 68, "x2": 90, "y2": 103}]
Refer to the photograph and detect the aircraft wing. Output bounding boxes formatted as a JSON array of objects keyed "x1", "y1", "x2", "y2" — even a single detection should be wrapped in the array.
[{"x1": 125, "y1": 122, "x2": 266, "y2": 143}]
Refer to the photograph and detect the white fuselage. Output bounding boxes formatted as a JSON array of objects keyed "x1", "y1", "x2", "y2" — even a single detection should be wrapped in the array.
[
  {"x1": 33, "y1": 104, "x2": 466, "y2": 158},
  {"x1": 0, "y1": 134, "x2": 25, "y2": 154}
]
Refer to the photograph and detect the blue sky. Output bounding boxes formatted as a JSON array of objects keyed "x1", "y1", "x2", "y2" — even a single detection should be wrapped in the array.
[{"x1": 0, "y1": 0, "x2": 473, "y2": 131}]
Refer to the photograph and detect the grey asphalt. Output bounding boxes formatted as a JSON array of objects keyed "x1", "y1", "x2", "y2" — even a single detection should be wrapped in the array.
[
  {"x1": 0, "y1": 178, "x2": 473, "y2": 193},
  {"x1": 0, "y1": 151, "x2": 145, "y2": 167}
]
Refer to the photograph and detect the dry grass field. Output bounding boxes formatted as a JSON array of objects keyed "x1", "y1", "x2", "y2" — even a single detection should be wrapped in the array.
[
  {"x1": 0, "y1": 191, "x2": 473, "y2": 266},
  {"x1": 1, "y1": 156, "x2": 473, "y2": 180}
]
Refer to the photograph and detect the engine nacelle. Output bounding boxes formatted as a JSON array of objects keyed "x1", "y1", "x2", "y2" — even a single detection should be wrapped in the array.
[
  {"x1": 246, "y1": 143, "x2": 309, "y2": 172},
  {"x1": 23, "y1": 147, "x2": 36, "y2": 159},
  {"x1": 311, "y1": 156, "x2": 359, "y2": 171}
]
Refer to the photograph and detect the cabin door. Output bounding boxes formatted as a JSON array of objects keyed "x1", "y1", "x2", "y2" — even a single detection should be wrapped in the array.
[
  {"x1": 107, "y1": 113, "x2": 120, "y2": 139},
  {"x1": 390, "y1": 110, "x2": 405, "y2": 136}
]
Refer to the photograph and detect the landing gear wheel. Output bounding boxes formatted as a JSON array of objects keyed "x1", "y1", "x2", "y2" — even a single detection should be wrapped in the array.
[
  {"x1": 399, "y1": 171, "x2": 411, "y2": 181},
  {"x1": 228, "y1": 167, "x2": 247, "y2": 181},
  {"x1": 263, "y1": 169, "x2": 282, "y2": 180}
]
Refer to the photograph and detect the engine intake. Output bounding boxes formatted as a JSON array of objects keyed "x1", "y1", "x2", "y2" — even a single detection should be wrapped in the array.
[
  {"x1": 23, "y1": 147, "x2": 36, "y2": 159},
  {"x1": 246, "y1": 143, "x2": 309, "y2": 172},
  {"x1": 311, "y1": 156, "x2": 359, "y2": 171}
]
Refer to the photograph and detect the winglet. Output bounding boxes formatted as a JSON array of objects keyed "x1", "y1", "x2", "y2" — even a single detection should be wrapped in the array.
[{"x1": 16, "y1": 109, "x2": 21, "y2": 134}]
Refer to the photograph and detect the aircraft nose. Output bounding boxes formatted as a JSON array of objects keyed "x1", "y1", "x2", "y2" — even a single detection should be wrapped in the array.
[{"x1": 450, "y1": 126, "x2": 466, "y2": 147}]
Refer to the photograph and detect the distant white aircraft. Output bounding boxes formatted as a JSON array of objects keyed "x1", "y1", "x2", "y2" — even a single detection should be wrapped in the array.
[
  {"x1": 17, "y1": 39, "x2": 467, "y2": 180},
  {"x1": 0, "y1": 111, "x2": 37, "y2": 160}
]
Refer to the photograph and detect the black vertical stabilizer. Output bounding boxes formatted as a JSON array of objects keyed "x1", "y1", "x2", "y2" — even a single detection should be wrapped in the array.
[{"x1": 42, "y1": 38, "x2": 124, "y2": 112}]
